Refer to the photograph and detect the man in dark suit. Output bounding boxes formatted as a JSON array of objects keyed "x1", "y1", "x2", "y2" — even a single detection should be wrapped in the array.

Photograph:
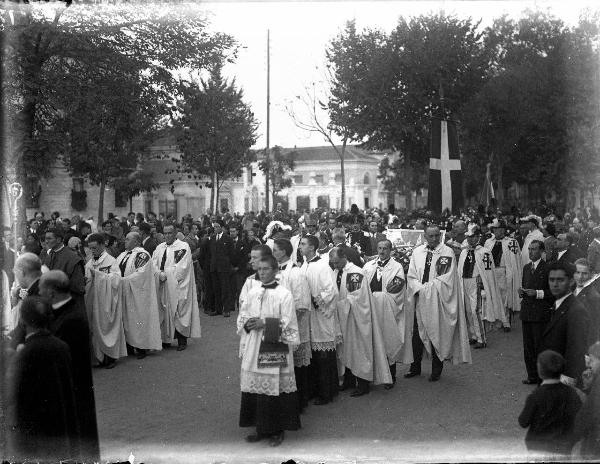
[
  {"x1": 39, "y1": 270, "x2": 100, "y2": 462},
  {"x1": 331, "y1": 228, "x2": 363, "y2": 268},
  {"x1": 208, "y1": 221, "x2": 234, "y2": 317},
  {"x1": 549, "y1": 232, "x2": 584, "y2": 265},
  {"x1": 7, "y1": 296, "x2": 80, "y2": 462},
  {"x1": 520, "y1": 239, "x2": 554, "y2": 384},
  {"x1": 229, "y1": 224, "x2": 252, "y2": 308},
  {"x1": 573, "y1": 258, "x2": 600, "y2": 345},
  {"x1": 540, "y1": 261, "x2": 590, "y2": 388},
  {"x1": 139, "y1": 222, "x2": 158, "y2": 257},
  {"x1": 41, "y1": 228, "x2": 85, "y2": 302},
  {"x1": 8, "y1": 253, "x2": 43, "y2": 349},
  {"x1": 364, "y1": 220, "x2": 387, "y2": 257}
]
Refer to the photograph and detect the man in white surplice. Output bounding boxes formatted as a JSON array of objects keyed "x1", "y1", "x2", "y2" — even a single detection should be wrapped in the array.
[
  {"x1": 153, "y1": 224, "x2": 201, "y2": 351},
  {"x1": 484, "y1": 219, "x2": 522, "y2": 329},
  {"x1": 84, "y1": 233, "x2": 125, "y2": 369},
  {"x1": 300, "y1": 234, "x2": 339, "y2": 406},
  {"x1": 406, "y1": 225, "x2": 471, "y2": 382},
  {"x1": 237, "y1": 255, "x2": 300, "y2": 447},
  {"x1": 362, "y1": 239, "x2": 413, "y2": 388},
  {"x1": 272, "y1": 238, "x2": 312, "y2": 412},
  {"x1": 111, "y1": 232, "x2": 162, "y2": 359}
]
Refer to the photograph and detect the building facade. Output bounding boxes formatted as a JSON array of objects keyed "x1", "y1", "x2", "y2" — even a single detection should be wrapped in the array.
[{"x1": 18, "y1": 140, "x2": 406, "y2": 221}]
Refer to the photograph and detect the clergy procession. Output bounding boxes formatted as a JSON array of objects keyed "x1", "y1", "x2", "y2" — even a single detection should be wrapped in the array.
[{"x1": 3, "y1": 200, "x2": 600, "y2": 461}]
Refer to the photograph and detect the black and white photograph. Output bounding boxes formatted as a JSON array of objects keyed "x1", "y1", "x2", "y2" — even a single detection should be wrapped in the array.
[{"x1": 1, "y1": 0, "x2": 600, "y2": 462}]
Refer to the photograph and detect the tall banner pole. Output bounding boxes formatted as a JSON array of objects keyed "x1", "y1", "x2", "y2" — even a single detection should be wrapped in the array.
[{"x1": 9, "y1": 182, "x2": 22, "y2": 259}]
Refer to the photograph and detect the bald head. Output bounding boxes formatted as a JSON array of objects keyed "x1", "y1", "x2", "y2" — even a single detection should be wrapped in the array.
[
  {"x1": 14, "y1": 252, "x2": 42, "y2": 288},
  {"x1": 453, "y1": 221, "x2": 467, "y2": 234},
  {"x1": 124, "y1": 232, "x2": 141, "y2": 251},
  {"x1": 39, "y1": 270, "x2": 70, "y2": 302},
  {"x1": 329, "y1": 246, "x2": 348, "y2": 271}
]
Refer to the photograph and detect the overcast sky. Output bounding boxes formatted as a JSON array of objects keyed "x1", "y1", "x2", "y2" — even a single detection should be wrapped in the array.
[{"x1": 201, "y1": 0, "x2": 598, "y2": 149}]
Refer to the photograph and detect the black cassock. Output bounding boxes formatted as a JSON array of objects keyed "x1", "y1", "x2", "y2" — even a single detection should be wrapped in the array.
[
  {"x1": 50, "y1": 298, "x2": 100, "y2": 462},
  {"x1": 7, "y1": 330, "x2": 81, "y2": 461}
]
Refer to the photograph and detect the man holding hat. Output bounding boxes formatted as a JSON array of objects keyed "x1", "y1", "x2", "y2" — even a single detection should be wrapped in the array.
[{"x1": 485, "y1": 219, "x2": 523, "y2": 329}]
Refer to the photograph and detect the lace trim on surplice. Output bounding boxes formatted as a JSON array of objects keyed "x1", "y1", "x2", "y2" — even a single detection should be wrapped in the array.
[
  {"x1": 240, "y1": 369, "x2": 297, "y2": 396},
  {"x1": 311, "y1": 341, "x2": 336, "y2": 352},
  {"x1": 293, "y1": 341, "x2": 312, "y2": 367}
]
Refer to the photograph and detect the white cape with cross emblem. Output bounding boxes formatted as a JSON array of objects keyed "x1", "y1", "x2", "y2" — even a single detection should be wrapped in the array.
[
  {"x1": 484, "y1": 237, "x2": 522, "y2": 313},
  {"x1": 407, "y1": 243, "x2": 471, "y2": 364},
  {"x1": 362, "y1": 258, "x2": 413, "y2": 365},
  {"x1": 458, "y1": 246, "x2": 507, "y2": 326},
  {"x1": 152, "y1": 239, "x2": 201, "y2": 342}
]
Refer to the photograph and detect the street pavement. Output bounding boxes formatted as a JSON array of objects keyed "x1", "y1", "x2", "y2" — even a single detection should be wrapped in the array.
[{"x1": 94, "y1": 311, "x2": 537, "y2": 464}]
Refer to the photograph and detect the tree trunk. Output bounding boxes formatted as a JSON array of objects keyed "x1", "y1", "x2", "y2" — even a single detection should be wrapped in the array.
[
  {"x1": 496, "y1": 160, "x2": 504, "y2": 210},
  {"x1": 340, "y1": 138, "x2": 347, "y2": 211},
  {"x1": 129, "y1": 195, "x2": 133, "y2": 212},
  {"x1": 97, "y1": 178, "x2": 105, "y2": 230},
  {"x1": 209, "y1": 170, "x2": 216, "y2": 213},
  {"x1": 405, "y1": 152, "x2": 413, "y2": 211},
  {"x1": 215, "y1": 172, "x2": 220, "y2": 213}
]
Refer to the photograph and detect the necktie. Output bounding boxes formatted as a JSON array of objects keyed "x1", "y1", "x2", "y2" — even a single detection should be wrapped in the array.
[
  {"x1": 463, "y1": 250, "x2": 476, "y2": 278},
  {"x1": 422, "y1": 250, "x2": 433, "y2": 284},
  {"x1": 119, "y1": 251, "x2": 132, "y2": 277},
  {"x1": 49, "y1": 249, "x2": 56, "y2": 268},
  {"x1": 336, "y1": 271, "x2": 342, "y2": 290},
  {"x1": 491, "y1": 241, "x2": 503, "y2": 267},
  {"x1": 160, "y1": 248, "x2": 168, "y2": 271}
]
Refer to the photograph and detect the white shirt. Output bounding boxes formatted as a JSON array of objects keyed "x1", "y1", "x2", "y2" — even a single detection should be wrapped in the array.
[
  {"x1": 557, "y1": 249, "x2": 567, "y2": 261},
  {"x1": 531, "y1": 258, "x2": 542, "y2": 272},
  {"x1": 554, "y1": 292, "x2": 572, "y2": 310},
  {"x1": 52, "y1": 296, "x2": 72, "y2": 310}
]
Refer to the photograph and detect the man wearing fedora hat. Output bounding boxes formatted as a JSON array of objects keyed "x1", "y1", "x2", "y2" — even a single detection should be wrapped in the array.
[{"x1": 485, "y1": 219, "x2": 523, "y2": 330}]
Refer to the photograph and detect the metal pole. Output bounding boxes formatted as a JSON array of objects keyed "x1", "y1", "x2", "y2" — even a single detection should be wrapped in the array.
[{"x1": 265, "y1": 29, "x2": 270, "y2": 213}]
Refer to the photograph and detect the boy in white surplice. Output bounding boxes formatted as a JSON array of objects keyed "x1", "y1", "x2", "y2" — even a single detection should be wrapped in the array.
[{"x1": 237, "y1": 255, "x2": 300, "y2": 447}]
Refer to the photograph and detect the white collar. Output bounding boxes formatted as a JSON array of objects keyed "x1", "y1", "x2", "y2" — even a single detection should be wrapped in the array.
[
  {"x1": 554, "y1": 292, "x2": 572, "y2": 310},
  {"x1": 52, "y1": 296, "x2": 72, "y2": 310},
  {"x1": 531, "y1": 258, "x2": 542, "y2": 269},
  {"x1": 557, "y1": 249, "x2": 567, "y2": 258},
  {"x1": 51, "y1": 245, "x2": 65, "y2": 253},
  {"x1": 541, "y1": 379, "x2": 561, "y2": 385}
]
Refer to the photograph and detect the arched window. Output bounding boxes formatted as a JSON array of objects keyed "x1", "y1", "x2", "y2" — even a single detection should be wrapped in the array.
[{"x1": 363, "y1": 173, "x2": 370, "y2": 185}]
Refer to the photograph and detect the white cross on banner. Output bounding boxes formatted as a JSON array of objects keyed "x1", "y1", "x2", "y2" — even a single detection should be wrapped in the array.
[{"x1": 428, "y1": 118, "x2": 462, "y2": 213}]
